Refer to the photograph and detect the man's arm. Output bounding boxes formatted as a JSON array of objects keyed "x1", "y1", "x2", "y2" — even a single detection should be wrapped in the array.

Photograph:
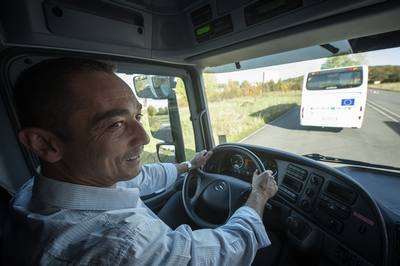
[{"x1": 118, "y1": 150, "x2": 213, "y2": 194}]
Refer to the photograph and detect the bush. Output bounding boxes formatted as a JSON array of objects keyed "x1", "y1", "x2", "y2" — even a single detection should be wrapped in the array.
[{"x1": 147, "y1": 105, "x2": 157, "y2": 116}]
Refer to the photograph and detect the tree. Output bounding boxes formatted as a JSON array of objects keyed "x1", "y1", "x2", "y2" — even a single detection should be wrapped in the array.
[
  {"x1": 222, "y1": 80, "x2": 241, "y2": 99},
  {"x1": 147, "y1": 105, "x2": 157, "y2": 117},
  {"x1": 321, "y1": 54, "x2": 367, "y2": 69},
  {"x1": 240, "y1": 80, "x2": 252, "y2": 96},
  {"x1": 157, "y1": 107, "x2": 168, "y2": 115},
  {"x1": 175, "y1": 78, "x2": 187, "y2": 106},
  {"x1": 203, "y1": 73, "x2": 218, "y2": 91},
  {"x1": 369, "y1": 65, "x2": 400, "y2": 83}
]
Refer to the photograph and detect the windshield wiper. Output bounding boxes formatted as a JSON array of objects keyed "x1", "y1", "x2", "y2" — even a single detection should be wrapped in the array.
[{"x1": 303, "y1": 153, "x2": 400, "y2": 171}]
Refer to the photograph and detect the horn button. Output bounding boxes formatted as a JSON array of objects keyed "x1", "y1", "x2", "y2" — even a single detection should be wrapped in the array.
[{"x1": 202, "y1": 180, "x2": 230, "y2": 211}]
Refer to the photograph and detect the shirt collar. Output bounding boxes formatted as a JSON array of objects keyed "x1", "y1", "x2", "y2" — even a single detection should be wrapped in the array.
[{"x1": 32, "y1": 175, "x2": 140, "y2": 211}]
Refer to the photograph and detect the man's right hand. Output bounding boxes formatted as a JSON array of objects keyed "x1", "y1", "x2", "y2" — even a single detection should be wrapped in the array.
[{"x1": 245, "y1": 170, "x2": 278, "y2": 218}]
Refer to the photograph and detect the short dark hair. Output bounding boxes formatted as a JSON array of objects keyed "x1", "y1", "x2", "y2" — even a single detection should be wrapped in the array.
[{"x1": 13, "y1": 57, "x2": 115, "y2": 139}]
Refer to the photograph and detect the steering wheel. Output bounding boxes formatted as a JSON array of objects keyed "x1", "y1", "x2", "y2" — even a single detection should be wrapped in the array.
[{"x1": 182, "y1": 144, "x2": 266, "y2": 228}]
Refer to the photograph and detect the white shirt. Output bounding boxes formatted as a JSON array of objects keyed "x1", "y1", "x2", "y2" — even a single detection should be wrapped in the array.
[{"x1": 3, "y1": 163, "x2": 270, "y2": 265}]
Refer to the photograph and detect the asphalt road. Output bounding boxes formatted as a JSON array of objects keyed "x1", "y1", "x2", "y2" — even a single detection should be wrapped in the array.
[{"x1": 240, "y1": 89, "x2": 400, "y2": 168}]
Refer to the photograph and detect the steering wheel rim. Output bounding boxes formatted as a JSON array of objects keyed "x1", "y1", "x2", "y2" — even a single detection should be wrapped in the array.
[{"x1": 182, "y1": 144, "x2": 266, "y2": 228}]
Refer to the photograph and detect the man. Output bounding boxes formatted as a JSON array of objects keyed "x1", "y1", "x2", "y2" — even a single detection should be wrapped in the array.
[{"x1": 3, "y1": 57, "x2": 278, "y2": 265}]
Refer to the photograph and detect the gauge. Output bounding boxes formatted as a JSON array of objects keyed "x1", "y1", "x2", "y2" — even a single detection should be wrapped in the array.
[
  {"x1": 263, "y1": 159, "x2": 278, "y2": 178},
  {"x1": 230, "y1": 154, "x2": 244, "y2": 170}
]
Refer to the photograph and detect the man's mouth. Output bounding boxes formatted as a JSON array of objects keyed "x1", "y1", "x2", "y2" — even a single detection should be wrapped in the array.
[{"x1": 126, "y1": 154, "x2": 140, "y2": 162}]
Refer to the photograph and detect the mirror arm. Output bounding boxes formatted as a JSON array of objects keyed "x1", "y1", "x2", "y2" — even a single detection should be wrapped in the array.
[{"x1": 156, "y1": 143, "x2": 163, "y2": 162}]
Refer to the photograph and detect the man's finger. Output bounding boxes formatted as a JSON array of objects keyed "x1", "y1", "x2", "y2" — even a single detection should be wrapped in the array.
[{"x1": 203, "y1": 150, "x2": 213, "y2": 158}]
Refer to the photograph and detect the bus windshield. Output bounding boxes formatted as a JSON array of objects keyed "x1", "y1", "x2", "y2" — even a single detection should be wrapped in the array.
[
  {"x1": 306, "y1": 67, "x2": 363, "y2": 90},
  {"x1": 202, "y1": 49, "x2": 399, "y2": 169}
]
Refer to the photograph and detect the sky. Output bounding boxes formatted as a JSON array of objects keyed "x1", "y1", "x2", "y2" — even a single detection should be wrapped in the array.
[{"x1": 214, "y1": 47, "x2": 400, "y2": 84}]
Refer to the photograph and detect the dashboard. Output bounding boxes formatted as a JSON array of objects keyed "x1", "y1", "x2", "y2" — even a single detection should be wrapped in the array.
[{"x1": 203, "y1": 144, "x2": 400, "y2": 266}]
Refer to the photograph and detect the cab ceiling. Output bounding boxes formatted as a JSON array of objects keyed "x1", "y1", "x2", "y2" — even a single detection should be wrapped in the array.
[{"x1": 0, "y1": 0, "x2": 400, "y2": 68}]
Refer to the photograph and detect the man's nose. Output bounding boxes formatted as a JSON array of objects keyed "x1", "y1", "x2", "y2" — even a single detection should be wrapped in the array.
[{"x1": 128, "y1": 120, "x2": 150, "y2": 146}]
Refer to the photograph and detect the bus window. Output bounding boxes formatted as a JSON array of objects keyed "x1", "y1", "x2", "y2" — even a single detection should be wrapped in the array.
[
  {"x1": 300, "y1": 66, "x2": 368, "y2": 128},
  {"x1": 306, "y1": 67, "x2": 363, "y2": 90}
]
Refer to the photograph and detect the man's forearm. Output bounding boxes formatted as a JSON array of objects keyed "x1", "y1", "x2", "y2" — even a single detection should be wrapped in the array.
[{"x1": 245, "y1": 192, "x2": 267, "y2": 218}]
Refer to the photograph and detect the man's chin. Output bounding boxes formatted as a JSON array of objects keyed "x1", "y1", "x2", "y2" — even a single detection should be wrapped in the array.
[{"x1": 121, "y1": 161, "x2": 142, "y2": 179}]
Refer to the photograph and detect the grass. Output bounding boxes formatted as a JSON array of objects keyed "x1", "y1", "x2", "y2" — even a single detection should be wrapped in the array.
[
  {"x1": 207, "y1": 91, "x2": 301, "y2": 143},
  {"x1": 369, "y1": 82, "x2": 400, "y2": 92},
  {"x1": 140, "y1": 90, "x2": 301, "y2": 163}
]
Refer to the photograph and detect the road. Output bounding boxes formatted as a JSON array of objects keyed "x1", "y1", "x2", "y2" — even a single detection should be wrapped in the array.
[{"x1": 240, "y1": 89, "x2": 400, "y2": 168}]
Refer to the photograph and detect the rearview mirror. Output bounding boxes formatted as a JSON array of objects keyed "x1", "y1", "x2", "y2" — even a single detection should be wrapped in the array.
[{"x1": 133, "y1": 75, "x2": 175, "y2": 99}]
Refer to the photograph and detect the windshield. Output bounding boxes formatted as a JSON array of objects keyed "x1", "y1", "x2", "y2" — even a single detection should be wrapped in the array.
[
  {"x1": 306, "y1": 67, "x2": 363, "y2": 90},
  {"x1": 203, "y1": 47, "x2": 400, "y2": 169}
]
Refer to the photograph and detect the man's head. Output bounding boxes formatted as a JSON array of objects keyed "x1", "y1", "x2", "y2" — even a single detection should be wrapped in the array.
[{"x1": 15, "y1": 57, "x2": 150, "y2": 187}]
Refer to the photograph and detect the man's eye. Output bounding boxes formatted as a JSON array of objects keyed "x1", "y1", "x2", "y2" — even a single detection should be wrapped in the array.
[
  {"x1": 136, "y1": 114, "x2": 143, "y2": 121},
  {"x1": 110, "y1": 121, "x2": 124, "y2": 129}
]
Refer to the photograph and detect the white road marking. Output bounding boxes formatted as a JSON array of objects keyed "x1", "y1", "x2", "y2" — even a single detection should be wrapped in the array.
[
  {"x1": 368, "y1": 100, "x2": 400, "y2": 119},
  {"x1": 367, "y1": 101, "x2": 399, "y2": 122},
  {"x1": 239, "y1": 123, "x2": 269, "y2": 143}
]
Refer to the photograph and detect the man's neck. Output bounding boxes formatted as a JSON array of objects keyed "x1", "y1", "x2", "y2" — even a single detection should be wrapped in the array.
[{"x1": 41, "y1": 163, "x2": 116, "y2": 188}]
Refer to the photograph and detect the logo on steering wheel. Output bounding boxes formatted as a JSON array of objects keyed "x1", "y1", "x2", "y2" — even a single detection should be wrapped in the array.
[{"x1": 214, "y1": 182, "x2": 226, "y2": 191}]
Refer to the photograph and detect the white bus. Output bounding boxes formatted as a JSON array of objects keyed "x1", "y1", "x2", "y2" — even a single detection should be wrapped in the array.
[{"x1": 300, "y1": 65, "x2": 368, "y2": 128}]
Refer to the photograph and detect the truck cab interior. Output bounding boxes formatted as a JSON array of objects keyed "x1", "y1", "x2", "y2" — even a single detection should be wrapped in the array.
[{"x1": 1, "y1": 0, "x2": 400, "y2": 265}]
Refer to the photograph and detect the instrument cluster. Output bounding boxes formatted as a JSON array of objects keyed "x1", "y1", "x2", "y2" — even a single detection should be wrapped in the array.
[{"x1": 228, "y1": 154, "x2": 278, "y2": 182}]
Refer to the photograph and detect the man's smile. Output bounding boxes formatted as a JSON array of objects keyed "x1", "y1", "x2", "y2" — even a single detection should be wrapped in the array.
[
  {"x1": 126, "y1": 154, "x2": 140, "y2": 162},
  {"x1": 125, "y1": 148, "x2": 144, "y2": 164}
]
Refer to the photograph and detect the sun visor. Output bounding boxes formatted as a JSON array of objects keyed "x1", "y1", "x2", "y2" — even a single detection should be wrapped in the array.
[{"x1": 205, "y1": 40, "x2": 353, "y2": 73}]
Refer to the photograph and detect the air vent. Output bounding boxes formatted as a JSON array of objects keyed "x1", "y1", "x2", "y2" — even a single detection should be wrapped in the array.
[
  {"x1": 244, "y1": 0, "x2": 302, "y2": 26},
  {"x1": 286, "y1": 164, "x2": 308, "y2": 181},
  {"x1": 191, "y1": 5, "x2": 212, "y2": 27}
]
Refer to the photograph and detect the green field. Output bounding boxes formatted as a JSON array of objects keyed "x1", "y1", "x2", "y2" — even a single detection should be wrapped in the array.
[
  {"x1": 141, "y1": 90, "x2": 301, "y2": 163},
  {"x1": 369, "y1": 82, "x2": 400, "y2": 92},
  {"x1": 206, "y1": 91, "x2": 301, "y2": 143}
]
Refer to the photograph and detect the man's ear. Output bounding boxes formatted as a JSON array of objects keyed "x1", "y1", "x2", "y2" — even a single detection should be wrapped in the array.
[{"x1": 18, "y1": 128, "x2": 63, "y2": 163}]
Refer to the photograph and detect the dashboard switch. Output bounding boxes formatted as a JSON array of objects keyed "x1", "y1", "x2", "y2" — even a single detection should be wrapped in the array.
[
  {"x1": 315, "y1": 209, "x2": 344, "y2": 234},
  {"x1": 306, "y1": 188, "x2": 314, "y2": 197},
  {"x1": 301, "y1": 199, "x2": 311, "y2": 211},
  {"x1": 286, "y1": 216, "x2": 310, "y2": 240},
  {"x1": 311, "y1": 175, "x2": 320, "y2": 185}
]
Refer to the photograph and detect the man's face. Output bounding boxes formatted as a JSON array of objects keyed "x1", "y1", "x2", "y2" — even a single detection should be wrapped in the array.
[{"x1": 59, "y1": 71, "x2": 150, "y2": 187}]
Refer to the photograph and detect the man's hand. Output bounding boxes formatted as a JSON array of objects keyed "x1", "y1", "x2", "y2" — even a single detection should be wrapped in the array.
[
  {"x1": 251, "y1": 170, "x2": 278, "y2": 201},
  {"x1": 190, "y1": 149, "x2": 213, "y2": 169},
  {"x1": 176, "y1": 150, "x2": 213, "y2": 175},
  {"x1": 245, "y1": 170, "x2": 278, "y2": 218}
]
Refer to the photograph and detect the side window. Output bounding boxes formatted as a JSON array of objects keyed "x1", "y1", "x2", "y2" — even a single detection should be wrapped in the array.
[{"x1": 116, "y1": 73, "x2": 195, "y2": 164}]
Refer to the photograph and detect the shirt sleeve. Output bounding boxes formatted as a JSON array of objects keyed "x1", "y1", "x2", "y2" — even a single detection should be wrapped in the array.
[{"x1": 117, "y1": 163, "x2": 177, "y2": 196}]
